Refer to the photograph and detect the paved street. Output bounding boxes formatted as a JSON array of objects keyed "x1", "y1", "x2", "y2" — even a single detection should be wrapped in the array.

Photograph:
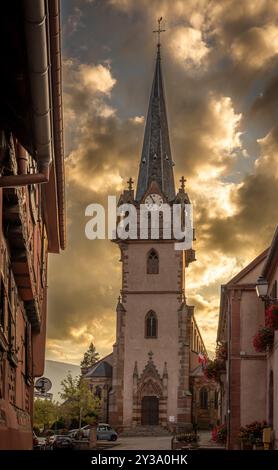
[
  {"x1": 107, "y1": 436, "x2": 172, "y2": 450},
  {"x1": 101, "y1": 431, "x2": 224, "y2": 451}
]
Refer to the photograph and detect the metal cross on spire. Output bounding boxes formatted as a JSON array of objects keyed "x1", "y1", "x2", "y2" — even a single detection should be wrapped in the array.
[
  {"x1": 180, "y1": 176, "x2": 187, "y2": 191},
  {"x1": 153, "y1": 17, "x2": 166, "y2": 47},
  {"x1": 127, "y1": 177, "x2": 134, "y2": 191}
]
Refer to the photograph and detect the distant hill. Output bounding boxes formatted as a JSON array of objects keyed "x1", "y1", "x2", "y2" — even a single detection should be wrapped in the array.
[{"x1": 38, "y1": 360, "x2": 81, "y2": 402}]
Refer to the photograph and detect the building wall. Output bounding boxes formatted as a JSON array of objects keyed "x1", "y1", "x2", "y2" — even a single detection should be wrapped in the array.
[
  {"x1": 0, "y1": 179, "x2": 48, "y2": 449},
  {"x1": 85, "y1": 376, "x2": 112, "y2": 423},
  {"x1": 272, "y1": 331, "x2": 278, "y2": 449},
  {"x1": 239, "y1": 290, "x2": 266, "y2": 427},
  {"x1": 121, "y1": 241, "x2": 183, "y2": 427},
  {"x1": 123, "y1": 292, "x2": 180, "y2": 425},
  {"x1": 240, "y1": 360, "x2": 266, "y2": 425},
  {"x1": 266, "y1": 264, "x2": 278, "y2": 448},
  {"x1": 229, "y1": 288, "x2": 267, "y2": 448},
  {"x1": 191, "y1": 377, "x2": 219, "y2": 429},
  {"x1": 217, "y1": 232, "x2": 278, "y2": 449}
]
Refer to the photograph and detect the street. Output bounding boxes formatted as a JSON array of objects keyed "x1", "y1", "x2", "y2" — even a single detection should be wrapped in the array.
[{"x1": 106, "y1": 436, "x2": 172, "y2": 450}]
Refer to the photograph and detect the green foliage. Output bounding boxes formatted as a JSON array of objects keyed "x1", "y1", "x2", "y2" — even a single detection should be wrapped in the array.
[
  {"x1": 239, "y1": 421, "x2": 267, "y2": 443},
  {"x1": 211, "y1": 424, "x2": 227, "y2": 443},
  {"x1": 253, "y1": 327, "x2": 274, "y2": 352},
  {"x1": 80, "y1": 342, "x2": 100, "y2": 369},
  {"x1": 204, "y1": 358, "x2": 225, "y2": 382},
  {"x1": 215, "y1": 343, "x2": 227, "y2": 362},
  {"x1": 59, "y1": 372, "x2": 99, "y2": 426},
  {"x1": 33, "y1": 399, "x2": 60, "y2": 431},
  {"x1": 51, "y1": 416, "x2": 66, "y2": 430}
]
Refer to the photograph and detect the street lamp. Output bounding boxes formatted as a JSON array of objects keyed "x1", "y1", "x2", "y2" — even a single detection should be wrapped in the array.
[
  {"x1": 256, "y1": 276, "x2": 268, "y2": 299},
  {"x1": 256, "y1": 276, "x2": 278, "y2": 306}
]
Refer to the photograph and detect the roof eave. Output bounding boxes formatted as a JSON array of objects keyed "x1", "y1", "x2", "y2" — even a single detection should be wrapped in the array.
[
  {"x1": 262, "y1": 226, "x2": 278, "y2": 281},
  {"x1": 48, "y1": 0, "x2": 66, "y2": 251}
]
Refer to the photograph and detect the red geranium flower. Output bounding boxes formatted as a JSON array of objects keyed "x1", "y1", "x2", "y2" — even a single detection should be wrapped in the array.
[
  {"x1": 266, "y1": 305, "x2": 278, "y2": 330},
  {"x1": 253, "y1": 327, "x2": 274, "y2": 353}
]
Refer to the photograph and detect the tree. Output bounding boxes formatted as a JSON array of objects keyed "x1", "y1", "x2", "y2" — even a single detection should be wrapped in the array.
[
  {"x1": 80, "y1": 342, "x2": 100, "y2": 369},
  {"x1": 59, "y1": 372, "x2": 99, "y2": 429},
  {"x1": 33, "y1": 399, "x2": 60, "y2": 432}
]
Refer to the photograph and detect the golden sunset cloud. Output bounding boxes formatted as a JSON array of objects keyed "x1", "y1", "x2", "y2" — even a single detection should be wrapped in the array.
[{"x1": 46, "y1": 0, "x2": 278, "y2": 363}]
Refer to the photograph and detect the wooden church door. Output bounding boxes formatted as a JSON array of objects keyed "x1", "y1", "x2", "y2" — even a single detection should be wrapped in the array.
[{"x1": 141, "y1": 396, "x2": 159, "y2": 425}]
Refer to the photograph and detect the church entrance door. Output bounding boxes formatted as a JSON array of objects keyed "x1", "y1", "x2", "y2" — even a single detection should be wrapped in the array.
[{"x1": 141, "y1": 396, "x2": 159, "y2": 425}]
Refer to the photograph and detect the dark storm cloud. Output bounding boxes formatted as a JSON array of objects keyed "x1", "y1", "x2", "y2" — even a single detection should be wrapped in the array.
[
  {"x1": 247, "y1": 76, "x2": 278, "y2": 137},
  {"x1": 196, "y1": 125, "x2": 278, "y2": 256}
]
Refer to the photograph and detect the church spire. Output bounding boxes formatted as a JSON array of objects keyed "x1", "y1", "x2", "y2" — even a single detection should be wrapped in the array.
[{"x1": 136, "y1": 22, "x2": 175, "y2": 202}]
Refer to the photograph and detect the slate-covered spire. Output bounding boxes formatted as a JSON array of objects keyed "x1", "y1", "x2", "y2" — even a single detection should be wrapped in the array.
[{"x1": 136, "y1": 45, "x2": 176, "y2": 202}]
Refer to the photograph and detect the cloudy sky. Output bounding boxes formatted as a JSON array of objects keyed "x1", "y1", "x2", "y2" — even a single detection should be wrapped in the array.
[{"x1": 46, "y1": 0, "x2": 278, "y2": 364}]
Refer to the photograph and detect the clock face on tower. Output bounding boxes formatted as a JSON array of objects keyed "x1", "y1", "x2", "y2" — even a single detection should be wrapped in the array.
[{"x1": 145, "y1": 193, "x2": 163, "y2": 211}]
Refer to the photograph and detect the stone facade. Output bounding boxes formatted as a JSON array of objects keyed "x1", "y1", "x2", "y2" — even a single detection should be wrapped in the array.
[
  {"x1": 190, "y1": 369, "x2": 219, "y2": 429},
  {"x1": 218, "y1": 226, "x2": 278, "y2": 449},
  {"x1": 132, "y1": 354, "x2": 168, "y2": 427},
  {"x1": 0, "y1": 2, "x2": 65, "y2": 449},
  {"x1": 108, "y1": 45, "x2": 207, "y2": 431},
  {"x1": 84, "y1": 44, "x2": 214, "y2": 432},
  {"x1": 82, "y1": 354, "x2": 113, "y2": 423}
]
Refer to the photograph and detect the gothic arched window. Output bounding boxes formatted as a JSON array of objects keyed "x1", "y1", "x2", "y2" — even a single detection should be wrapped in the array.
[
  {"x1": 147, "y1": 249, "x2": 159, "y2": 274},
  {"x1": 200, "y1": 387, "x2": 208, "y2": 409},
  {"x1": 145, "y1": 311, "x2": 157, "y2": 338}
]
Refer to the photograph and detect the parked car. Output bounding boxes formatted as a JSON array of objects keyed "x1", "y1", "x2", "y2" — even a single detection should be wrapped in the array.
[
  {"x1": 37, "y1": 437, "x2": 46, "y2": 450},
  {"x1": 68, "y1": 429, "x2": 79, "y2": 439},
  {"x1": 97, "y1": 424, "x2": 118, "y2": 441},
  {"x1": 45, "y1": 434, "x2": 59, "y2": 449},
  {"x1": 69, "y1": 427, "x2": 88, "y2": 439},
  {"x1": 33, "y1": 431, "x2": 40, "y2": 449},
  {"x1": 79, "y1": 424, "x2": 93, "y2": 439},
  {"x1": 52, "y1": 435, "x2": 73, "y2": 450}
]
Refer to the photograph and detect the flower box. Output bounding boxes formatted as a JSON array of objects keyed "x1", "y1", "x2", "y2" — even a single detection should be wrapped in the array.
[
  {"x1": 240, "y1": 439, "x2": 253, "y2": 450},
  {"x1": 239, "y1": 421, "x2": 267, "y2": 450},
  {"x1": 204, "y1": 358, "x2": 225, "y2": 382},
  {"x1": 253, "y1": 327, "x2": 274, "y2": 353},
  {"x1": 254, "y1": 440, "x2": 264, "y2": 450},
  {"x1": 211, "y1": 424, "x2": 227, "y2": 444},
  {"x1": 266, "y1": 305, "x2": 278, "y2": 330},
  {"x1": 216, "y1": 343, "x2": 227, "y2": 362}
]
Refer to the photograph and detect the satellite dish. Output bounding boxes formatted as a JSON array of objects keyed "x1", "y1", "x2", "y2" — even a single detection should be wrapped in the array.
[{"x1": 35, "y1": 377, "x2": 52, "y2": 393}]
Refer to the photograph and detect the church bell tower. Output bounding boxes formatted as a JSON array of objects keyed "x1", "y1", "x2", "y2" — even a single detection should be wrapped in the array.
[{"x1": 109, "y1": 22, "x2": 196, "y2": 430}]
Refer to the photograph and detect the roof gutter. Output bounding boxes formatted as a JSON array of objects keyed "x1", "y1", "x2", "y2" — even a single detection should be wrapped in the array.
[
  {"x1": 0, "y1": 0, "x2": 52, "y2": 188},
  {"x1": 49, "y1": 0, "x2": 66, "y2": 250}
]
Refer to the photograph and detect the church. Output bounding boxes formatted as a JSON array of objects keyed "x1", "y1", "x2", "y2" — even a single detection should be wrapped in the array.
[{"x1": 82, "y1": 39, "x2": 218, "y2": 432}]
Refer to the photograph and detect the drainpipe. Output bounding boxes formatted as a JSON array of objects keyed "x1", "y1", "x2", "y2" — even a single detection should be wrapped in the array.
[
  {"x1": 0, "y1": 167, "x2": 49, "y2": 187},
  {"x1": 49, "y1": 0, "x2": 66, "y2": 249},
  {"x1": 16, "y1": 141, "x2": 28, "y2": 175},
  {"x1": 225, "y1": 288, "x2": 232, "y2": 450},
  {"x1": 0, "y1": 0, "x2": 52, "y2": 188}
]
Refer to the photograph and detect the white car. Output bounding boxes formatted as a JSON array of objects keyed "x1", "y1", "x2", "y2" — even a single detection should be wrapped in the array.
[{"x1": 97, "y1": 424, "x2": 118, "y2": 441}]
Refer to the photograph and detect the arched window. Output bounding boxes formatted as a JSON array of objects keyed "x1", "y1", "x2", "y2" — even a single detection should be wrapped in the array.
[
  {"x1": 95, "y1": 386, "x2": 102, "y2": 399},
  {"x1": 145, "y1": 311, "x2": 157, "y2": 338},
  {"x1": 200, "y1": 387, "x2": 208, "y2": 409},
  {"x1": 147, "y1": 249, "x2": 159, "y2": 274}
]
